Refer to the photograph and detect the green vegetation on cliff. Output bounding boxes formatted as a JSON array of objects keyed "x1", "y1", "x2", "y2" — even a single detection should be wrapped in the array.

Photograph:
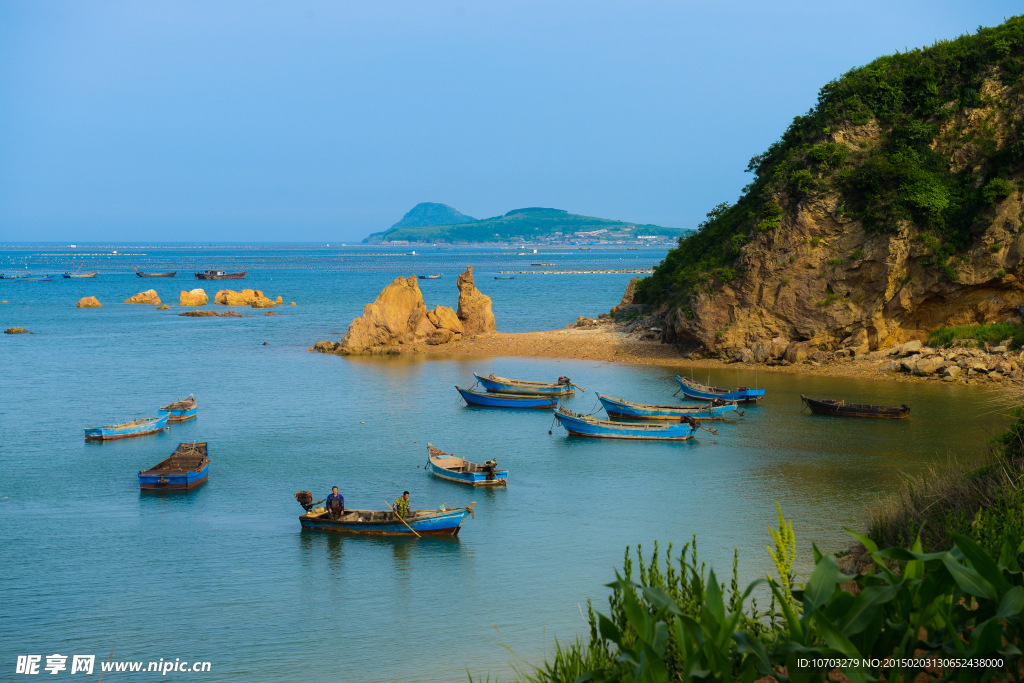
[
  {"x1": 637, "y1": 16, "x2": 1024, "y2": 309},
  {"x1": 365, "y1": 206, "x2": 684, "y2": 243}
]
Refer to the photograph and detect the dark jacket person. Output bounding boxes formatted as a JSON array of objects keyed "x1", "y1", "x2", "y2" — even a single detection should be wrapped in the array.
[{"x1": 326, "y1": 486, "x2": 344, "y2": 518}]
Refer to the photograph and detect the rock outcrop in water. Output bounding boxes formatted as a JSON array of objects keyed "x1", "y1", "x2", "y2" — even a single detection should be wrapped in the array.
[
  {"x1": 214, "y1": 289, "x2": 278, "y2": 308},
  {"x1": 179, "y1": 289, "x2": 209, "y2": 306},
  {"x1": 456, "y1": 265, "x2": 495, "y2": 335},
  {"x1": 125, "y1": 289, "x2": 161, "y2": 305},
  {"x1": 4, "y1": 327, "x2": 29, "y2": 334},
  {"x1": 316, "y1": 266, "x2": 490, "y2": 355},
  {"x1": 77, "y1": 296, "x2": 102, "y2": 308}
]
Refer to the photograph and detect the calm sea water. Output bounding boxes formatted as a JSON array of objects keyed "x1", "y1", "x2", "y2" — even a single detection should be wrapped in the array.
[{"x1": 0, "y1": 244, "x2": 1013, "y2": 682}]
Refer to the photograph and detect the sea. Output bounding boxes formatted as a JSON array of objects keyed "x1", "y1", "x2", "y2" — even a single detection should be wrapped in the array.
[{"x1": 0, "y1": 244, "x2": 1012, "y2": 682}]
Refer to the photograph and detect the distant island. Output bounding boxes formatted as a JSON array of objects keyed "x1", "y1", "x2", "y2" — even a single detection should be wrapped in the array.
[{"x1": 363, "y1": 202, "x2": 687, "y2": 245}]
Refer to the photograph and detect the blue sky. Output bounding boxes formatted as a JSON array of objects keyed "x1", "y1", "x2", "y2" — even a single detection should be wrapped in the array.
[{"x1": 0, "y1": 1, "x2": 1019, "y2": 242}]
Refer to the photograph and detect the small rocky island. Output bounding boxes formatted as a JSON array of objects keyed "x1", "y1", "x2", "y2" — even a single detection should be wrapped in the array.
[{"x1": 314, "y1": 265, "x2": 494, "y2": 355}]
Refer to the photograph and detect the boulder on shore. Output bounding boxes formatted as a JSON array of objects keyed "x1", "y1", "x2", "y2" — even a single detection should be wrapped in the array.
[
  {"x1": 456, "y1": 265, "x2": 496, "y2": 335},
  {"x1": 125, "y1": 289, "x2": 161, "y2": 305},
  {"x1": 4, "y1": 327, "x2": 29, "y2": 334},
  {"x1": 214, "y1": 289, "x2": 278, "y2": 308},
  {"x1": 156, "y1": 304, "x2": 170, "y2": 310},
  {"x1": 179, "y1": 289, "x2": 209, "y2": 306},
  {"x1": 77, "y1": 296, "x2": 102, "y2": 308}
]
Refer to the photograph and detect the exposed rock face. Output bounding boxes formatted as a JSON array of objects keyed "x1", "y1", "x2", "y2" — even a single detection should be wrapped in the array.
[
  {"x1": 125, "y1": 289, "x2": 161, "y2": 305},
  {"x1": 179, "y1": 310, "x2": 243, "y2": 317},
  {"x1": 214, "y1": 289, "x2": 277, "y2": 308},
  {"x1": 321, "y1": 266, "x2": 493, "y2": 355},
  {"x1": 662, "y1": 189, "x2": 1024, "y2": 357},
  {"x1": 156, "y1": 304, "x2": 170, "y2": 310},
  {"x1": 179, "y1": 289, "x2": 209, "y2": 306},
  {"x1": 77, "y1": 296, "x2": 102, "y2": 308},
  {"x1": 4, "y1": 327, "x2": 29, "y2": 334},
  {"x1": 611, "y1": 277, "x2": 640, "y2": 316},
  {"x1": 456, "y1": 266, "x2": 496, "y2": 335}
]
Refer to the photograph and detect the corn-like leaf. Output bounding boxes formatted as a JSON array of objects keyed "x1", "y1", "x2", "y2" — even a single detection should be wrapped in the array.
[
  {"x1": 597, "y1": 613, "x2": 621, "y2": 646},
  {"x1": 769, "y1": 579, "x2": 804, "y2": 641},
  {"x1": 841, "y1": 585, "x2": 899, "y2": 635},
  {"x1": 968, "y1": 617, "x2": 1004, "y2": 656},
  {"x1": 941, "y1": 554, "x2": 998, "y2": 600},
  {"x1": 997, "y1": 585, "x2": 1024, "y2": 619},
  {"x1": 951, "y1": 533, "x2": 1013, "y2": 593},
  {"x1": 704, "y1": 569, "x2": 726, "y2": 626},
  {"x1": 803, "y1": 553, "x2": 841, "y2": 613},
  {"x1": 845, "y1": 528, "x2": 878, "y2": 554}
]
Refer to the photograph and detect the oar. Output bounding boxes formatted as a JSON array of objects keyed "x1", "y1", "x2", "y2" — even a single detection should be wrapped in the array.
[{"x1": 385, "y1": 499, "x2": 421, "y2": 538}]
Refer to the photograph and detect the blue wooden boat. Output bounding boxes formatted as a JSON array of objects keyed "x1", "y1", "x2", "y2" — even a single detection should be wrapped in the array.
[
  {"x1": 159, "y1": 395, "x2": 198, "y2": 422},
  {"x1": 0, "y1": 274, "x2": 53, "y2": 281},
  {"x1": 295, "y1": 493, "x2": 476, "y2": 536},
  {"x1": 427, "y1": 443, "x2": 507, "y2": 486},
  {"x1": 138, "y1": 442, "x2": 209, "y2": 490},
  {"x1": 597, "y1": 393, "x2": 740, "y2": 420},
  {"x1": 84, "y1": 413, "x2": 168, "y2": 440},
  {"x1": 553, "y1": 405, "x2": 708, "y2": 440},
  {"x1": 457, "y1": 385, "x2": 557, "y2": 409},
  {"x1": 474, "y1": 372, "x2": 577, "y2": 395},
  {"x1": 675, "y1": 376, "x2": 766, "y2": 403}
]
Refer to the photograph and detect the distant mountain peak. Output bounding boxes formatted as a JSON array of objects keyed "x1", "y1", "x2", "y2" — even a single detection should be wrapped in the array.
[{"x1": 390, "y1": 202, "x2": 477, "y2": 230}]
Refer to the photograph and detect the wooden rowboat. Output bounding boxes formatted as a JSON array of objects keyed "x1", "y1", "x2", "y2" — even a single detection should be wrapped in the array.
[
  {"x1": 675, "y1": 376, "x2": 765, "y2": 403},
  {"x1": 195, "y1": 270, "x2": 246, "y2": 280},
  {"x1": 158, "y1": 395, "x2": 198, "y2": 422},
  {"x1": 426, "y1": 443, "x2": 507, "y2": 486},
  {"x1": 553, "y1": 405, "x2": 708, "y2": 441},
  {"x1": 137, "y1": 271, "x2": 177, "y2": 278},
  {"x1": 85, "y1": 414, "x2": 168, "y2": 440},
  {"x1": 474, "y1": 372, "x2": 577, "y2": 395},
  {"x1": 138, "y1": 442, "x2": 209, "y2": 490},
  {"x1": 801, "y1": 395, "x2": 910, "y2": 419},
  {"x1": 295, "y1": 492, "x2": 475, "y2": 536},
  {"x1": 456, "y1": 385, "x2": 557, "y2": 409},
  {"x1": 597, "y1": 393, "x2": 740, "y2": 420}
]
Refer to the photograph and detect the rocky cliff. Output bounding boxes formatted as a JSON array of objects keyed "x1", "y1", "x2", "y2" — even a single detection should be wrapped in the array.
[
  {"x1": 636, "y1": 18, "x2": 1024, "y2": 360},
  {"x1": 317, "y1": 265, "x2": 494, "y2": 355}
]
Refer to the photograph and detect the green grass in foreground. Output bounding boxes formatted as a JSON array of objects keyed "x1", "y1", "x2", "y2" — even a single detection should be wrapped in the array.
[
  {"x1": 481, "y1": 410, "x2": 1024, "y2": 682},
  {"x1": 927, "y1": 321, "x2": 1024, "y2": 348}
]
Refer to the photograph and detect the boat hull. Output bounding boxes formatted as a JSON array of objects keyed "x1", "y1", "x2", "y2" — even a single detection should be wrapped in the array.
[
  {"x1": 299, "y1": 509, "x2": 471, "y2": 536},
  {"x1": 675, "y1": 376, "x2": 765, "y2": 403},
  {"x1": 195, "y1": 271, "x2": 247, "y2": 280},
  {"x1": 139, "y1": 462, "x2": 209, "y2": 490},
  {"x1": 597, "y1": 394, "x2": 735, "y2": 420},
  {"x1": 554, "y1": 411, "x2": 697, "y2": 440},
  {"x1": 63, "y1": 272, "x2": 97, "y2": 278},
  {"x1": 475, "y1": 373, "x2": 574, "y2": 396},
  {"x1": 428, "y1": 460, "x2": 507, "y2": 486},
  {"x1": 801, "y1": 395, "x2": 910, "y2": 419},
  {"x1": 85, "y1": 414, "x2": 168, "y2": 440},
  {"x1": 137, "y1": 271, "x2": 177, "y2": 278},
  {"x1": 159, "y1": 406, "x2": 198, "y2": 422},
  {"x1": 457, "y1": 386, "x2": 557, "y2": 409}
]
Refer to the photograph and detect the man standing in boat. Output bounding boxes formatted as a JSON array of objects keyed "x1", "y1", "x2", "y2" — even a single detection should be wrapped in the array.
[
  {"x1": 326, "y1": 486, "x2": 344, "y2": 518},
  {"x1": 393, "y1": 491, "x2": 410, "y2": 519}
]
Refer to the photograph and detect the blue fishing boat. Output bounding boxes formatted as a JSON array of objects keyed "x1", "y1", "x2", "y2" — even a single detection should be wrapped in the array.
[
  {"x1": 597, "y1": 393, "x2": 741, "y2": 420},
  {"x1": 553, "y1": 405, "x2": 710, "y2": 440},
  {"x1": 675, "y1": 376, "x2": 766, "y2": 403},
  {"x1": 0, "y1": 274, "x2": 53, "y2": 281},
  {"x1": 84, "y1": 414, "x2": 168, "y2": 441},
  {"x1": 159, "y1": 395, "x2": 198, "y2": 422},
  {"x1": 295, "y1": 492, "x2": 475, "y2": 537},
  {"x1": 456, "y1": 385, "x2": 557, "y2": 409},
  {"x1": 474, "y1": 372, "x2": 578, "y2": 395},
  {"x1": 426, "y1": 444, "x2": 507, "y2": 486},
  {"x1": 138, "y1": 442, "x2": 209, "y2": 490}
]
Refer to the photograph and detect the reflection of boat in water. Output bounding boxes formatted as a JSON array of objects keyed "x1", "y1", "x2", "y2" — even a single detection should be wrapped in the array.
[
  {"x1": 418, "y1": 274, "x2": 442, "y2": 279},
  {"x1": 85, "y1": 414, "x2": 168, "y2": 440},
  {"x1": 138, "y1": 442, "x2": 209, "y2": 490},
  {"x1": 295, "y1": 492, "x2": 475, "y2": 536},
  {"x1": 675, "y1": 376, "x2": 765, "y2": 403},
  {"x1": 456, "y1": 385, "x2": 557, "y2": 409},
  {"x1": 474, "y1": 372, "x2": 576, "y2": 395},
  {"x1": 553, "y1": 405, "x2": 708, "y2": 440},
  {"x1": 426, "y1": 443, "x2": 507, "y2": 486},
  {"x1": 597, "y1": 393, "x2": 740, "y2": 420},
  {"x1": 494, "y1": 275, "x2": 516, "y2": 279},
  {"x1": 801, "y1": 395, "x2": 910, "y2": 419}
]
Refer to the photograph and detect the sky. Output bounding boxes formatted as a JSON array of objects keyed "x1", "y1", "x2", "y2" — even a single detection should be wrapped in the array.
[{"x1": 0, "y1": 1, "x2": 1020, "y2": 242}]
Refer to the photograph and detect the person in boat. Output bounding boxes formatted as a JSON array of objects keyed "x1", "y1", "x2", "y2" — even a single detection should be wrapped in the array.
[
  {"x1": 326, "y1": 486, "x2": 344, "y2": 519},
  {"x1": 393, "y1": 491, "x2": 410, "y2": 519}
]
